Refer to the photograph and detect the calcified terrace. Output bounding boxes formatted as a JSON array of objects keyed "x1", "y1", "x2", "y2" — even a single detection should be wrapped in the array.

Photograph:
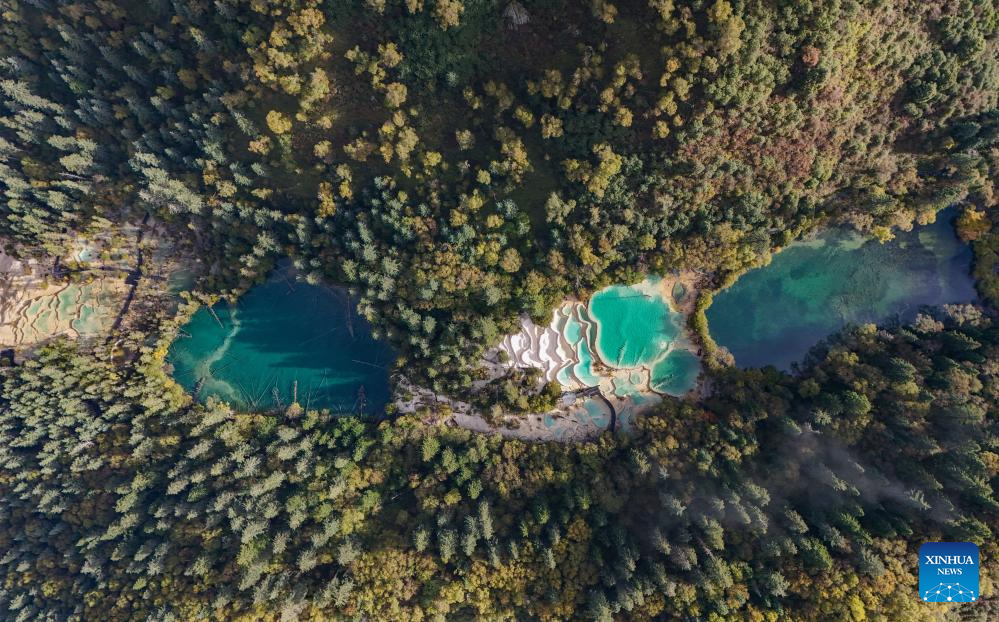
[{"x1": 489, "y1": 276, "x2": 701, "y2": 438}]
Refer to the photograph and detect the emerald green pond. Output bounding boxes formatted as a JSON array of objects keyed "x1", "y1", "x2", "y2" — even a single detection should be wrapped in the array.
[
  {"x1": 589, "y1": 281, "x2": 682, "y2": 368},
  {"x1": 706, "y1": 209, "x2": 978, "y2": 370},
  {"x1": 585, "y1": 277, "x2": 701, "y2": 396},
  {"x1": 168, "y1": 271, "x2": 394, "y2": 414}
]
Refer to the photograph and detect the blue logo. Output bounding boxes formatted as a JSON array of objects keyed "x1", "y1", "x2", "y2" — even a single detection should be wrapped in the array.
[{"x1": 919, "y1": 542, "x2": 979, "y2": 602}]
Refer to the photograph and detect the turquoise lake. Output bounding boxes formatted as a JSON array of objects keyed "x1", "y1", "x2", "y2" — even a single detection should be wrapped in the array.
[
  {"x1": 167, "y1": 271, "x2": 394, "y2": 413},
  {"x1": 706, "y1": 209, "x2": 978, "y2": 370}
]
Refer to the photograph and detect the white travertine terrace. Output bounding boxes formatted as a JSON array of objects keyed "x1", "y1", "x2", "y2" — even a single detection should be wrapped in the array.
[{"x1": 399, "y1": 274, "x2": 703, "y2": 442}]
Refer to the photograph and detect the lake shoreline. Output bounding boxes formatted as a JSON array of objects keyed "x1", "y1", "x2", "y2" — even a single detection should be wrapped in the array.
[
  {"x1": 705, "y1": 207, "x2": 978, "y2": 371},
  {"x1": 167, "y1": 268, "x2": 394, "y2": 414}
]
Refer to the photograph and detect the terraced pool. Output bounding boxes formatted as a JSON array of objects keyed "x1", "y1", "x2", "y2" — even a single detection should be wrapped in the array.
[{"x1": 498, "y1": 276, "x2": 702, "y2": 410}]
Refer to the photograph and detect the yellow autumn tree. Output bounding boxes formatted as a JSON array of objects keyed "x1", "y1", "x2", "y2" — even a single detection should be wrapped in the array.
[
  {"x1": 434, "y1": 0, "x2": 464, "y2": 30},
  {"x1": 265, "y1": 110, "x2": 292, "y2": 134}
]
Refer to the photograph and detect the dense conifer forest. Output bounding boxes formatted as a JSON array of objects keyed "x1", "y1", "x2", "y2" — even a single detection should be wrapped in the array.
[
  {"x1": 2, "y1": 308, "x2": 997, "y2": 620},
  {"x1": 1, "y1": 1, "x2": 997, "y2": 620}
]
